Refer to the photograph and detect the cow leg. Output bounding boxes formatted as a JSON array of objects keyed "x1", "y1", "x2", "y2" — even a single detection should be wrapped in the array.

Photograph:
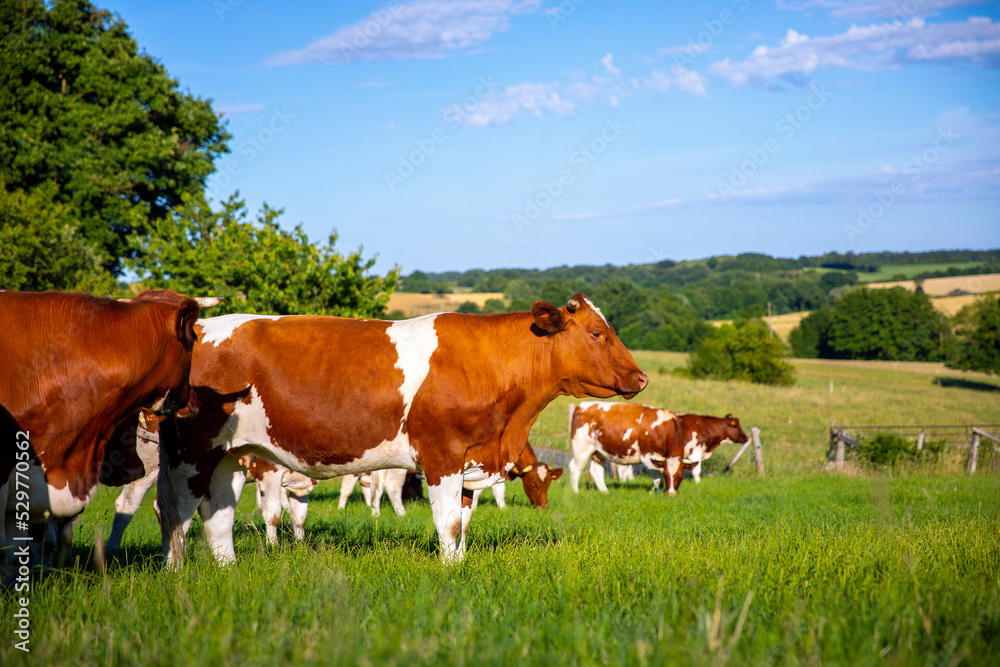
[
  {"x1": 589, "y1": 459, "x2": 609, "y2": 493},
  {"x1": 360, "y1": 474, "x2": 373, "y2": 509},
  {"x1": 109, "y1": 467, "x2": 158, "y2": 550},
  {"x1": 492, "y1": 481, "x2": 507, "y2": 509},
  {"x1": 337, "y1": 474, "x2": 358, "y2": 509},
  {"x1": 460, "y1": 487, "x2": 474, "y2": 554},
  {"x1": 287, "y1": 493, "x2": 309, "y2": 541},
  {"x1": 665, "y1": 456, "x2": 682, "y2": 496},
  {"x1": 369, "y1": 470, "x2": 384, "y2": 518},
  {"x1": 384, "y1": 468, "x2": 407, "y2": 516},
  {"x1": 650, "y1": 476, "x2": 662, "y2": 494},
  {"x1": 569, "y1": 450, "x2": 592, "y2": 494},
  {"x1": 257, "y1": 467, "x2": 284, "y2": 546},
  {"x1": 470, "y1": 488, "x2": 482, "y2": 511},
  {"x1": 692, "y1": 461, "x2": 703, "y2": 484},
  {"x1": 197, "y1": 455, "x2": 247, "y2": 565},
  {"x1": 428, "y1": 473, "x2": 465, "y2": 563}
]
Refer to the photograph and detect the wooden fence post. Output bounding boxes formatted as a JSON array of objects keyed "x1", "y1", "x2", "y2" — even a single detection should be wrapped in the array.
[
  {"x1": 751, "y1": 426, "x2": 765, "y2": 477},
  {"x1": 835, "y1": 435, "x2": 845, "y2": 469},
  {"x1": 916, "y1": 431, "x2": 924, "y2": 451},
  {"x1": 967, "y1": 433, "x2": 980, "y2": 475}
]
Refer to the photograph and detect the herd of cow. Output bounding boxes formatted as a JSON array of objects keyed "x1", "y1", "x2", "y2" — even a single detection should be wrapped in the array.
[{"x1": 0, "y1": 289, "x2": 747, "y2": 583}]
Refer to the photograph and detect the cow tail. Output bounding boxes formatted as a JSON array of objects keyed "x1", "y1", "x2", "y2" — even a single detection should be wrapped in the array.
[{"x1": 156, "y1": 436, "x2": 185, "y2": 569}]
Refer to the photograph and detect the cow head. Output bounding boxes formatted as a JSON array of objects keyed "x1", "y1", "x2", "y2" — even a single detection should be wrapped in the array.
[
  {"x1": 715, "y1": 414, "x2": 749, "y2": 454},
  {"x1": 532, "y1": 293, "x2": 647, "y2": 399},
  {"x1": 508, "y1": 460, "x2": 563, "y2": 508}
]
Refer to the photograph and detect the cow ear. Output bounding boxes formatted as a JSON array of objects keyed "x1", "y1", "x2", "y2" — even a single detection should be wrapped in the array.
[
  {"x1": 175, "y1": 298, "x2": 200, "y2": 349},
  {"x1": 550, "y1": 467, "x2": 564, "y2": 480},
  {"x1": 532, "y1": 301, "x2": 565, "y2": 335}
]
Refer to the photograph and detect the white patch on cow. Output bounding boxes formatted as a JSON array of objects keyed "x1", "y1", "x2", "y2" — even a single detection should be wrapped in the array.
[
  {"x1": 623, "y1": 428, "x2": 633, "y2": 441},
  {"x1": 386, "y1": 314, "x2": 439, "y2": 420},
  {"x1": 4, "y1": 461, "x2": 93, "y2": 520},
  {"x1": 649, "y1": 409, "x2": 675, "y2": 430},
  {"x1": 578, "y1": 401, "x2": 614, "y2": 412},
  {"x1": 582, "y1": 297, "x2": 609, "y2": 327},
  {"x1": 428, "y1": 471, "x2": 466, "y2": 562},
  {"x1": 537, "y1": 466, "x2": 548, "y2": 482},
  {"x1": 682, "y1": 432, "x2": 701, "y2": 462},
  {"x1": 462, "y1": 460, "x2": 506, "y2": 490},
  {"x1": 213, "y1": 386, "x2": 274, "y2": 452},
  {"x1": 198, "y1": 314, "x2": 284, "y2": 347}
]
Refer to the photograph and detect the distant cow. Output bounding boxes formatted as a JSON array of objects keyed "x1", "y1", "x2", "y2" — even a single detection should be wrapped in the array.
[
  {"x1": 569, "y1": 402, "x2": 747, "y2": 495},
  {"x1": 472, "y1": 442, "x2": 563, "y2": 510},
  {"x1": 0, "y1": 289, "x2": 199, "y2": 580},
  {"x1": 244, "y1": 456, "x2": 317, "y2": 544},
  {"x1": 156, "y1": 294, "x2": 647, "y2": 565},
  {"x1": 337, "y1": 469, "x2": 412, "y2": 517}
]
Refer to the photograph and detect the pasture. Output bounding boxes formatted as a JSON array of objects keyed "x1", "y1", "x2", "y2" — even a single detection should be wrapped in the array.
[
  {"x1": 3, "y1": 357, "x2": 999, "y2": 665},
  {"x1": 856, "y1": 262, "x2": 987, "y2": 283}
]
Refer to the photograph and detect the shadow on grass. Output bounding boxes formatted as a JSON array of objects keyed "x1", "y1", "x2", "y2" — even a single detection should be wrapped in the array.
[{"x1": 934, "y1": 377, "x2": 1000, "y2": 393}]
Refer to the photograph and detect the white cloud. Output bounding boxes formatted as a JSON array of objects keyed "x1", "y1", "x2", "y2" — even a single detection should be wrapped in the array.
[
  {"x1": 601, "y1": 53, "x2": 621, "y2": 75},
  {"x1": 214, "y1": 102, "x2": 265, "y2": 115},
  {"x1": 447, "y1": 82, "x2": 577, "y2": 126},
  {"x1": 266, "y1": 0, "x2": 540, "y2": 66},
  {"x1": 643, "y1": 67, "x2": 709, "y2": 96},
  {"x1": 708, "y1": 17, "x2": 1000, "y2": 86},
  {"x1": 777, "y1": 0, "x2": 993, "y2": 19}
]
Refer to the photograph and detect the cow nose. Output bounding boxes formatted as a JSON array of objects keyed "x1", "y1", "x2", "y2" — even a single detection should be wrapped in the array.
[{"x1": 636, "y1": 372, "x2": 648, "y2": 390}]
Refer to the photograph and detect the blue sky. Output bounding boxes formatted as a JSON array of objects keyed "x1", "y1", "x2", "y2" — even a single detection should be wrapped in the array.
[{"x1": 102, "y1": 0, "x2": 1000, "y2": 273}]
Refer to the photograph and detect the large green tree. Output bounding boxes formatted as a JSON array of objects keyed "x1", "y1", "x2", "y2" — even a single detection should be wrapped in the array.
[
  {"x1": 825, "y1": 287, "x2": 944, "y2": 361},
  {"x1": 133, "y1": 194, "x2": 399, "y2": 317},
  {"x1": 0, "y1": 0, "x2": 229, "y2": 277},
  {"x1": 687, "y1": 318, "x2": 796, "y2": 386},
  {"x1": 946, "y1": 293, "x2": 1000, "y2": 374}
]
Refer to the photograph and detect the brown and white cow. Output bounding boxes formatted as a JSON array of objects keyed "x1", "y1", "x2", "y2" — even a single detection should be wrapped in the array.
[
  {"x1": 244, "y1": 455, "x2": 317, "y2": 544},
  {"x1": 0, "y1": 289, "x2": 199, "y2": 578},
  {"x1": 569, "y1": 402, "x2": 747, "y2": 496},
  {"x1": 471, "y1": 442, "x2": 563, "y2": 510},
  {"x1": 338, "y1": 469, "x2": 410, "y2": 517},
  {"x1": 157, "y1": 294, "x2": 647, "y2": 565}
]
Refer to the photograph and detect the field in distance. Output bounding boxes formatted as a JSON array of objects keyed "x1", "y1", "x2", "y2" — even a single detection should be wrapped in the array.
[{"x1": 386, "y1": 291, "x2": 503, "y2": 317}]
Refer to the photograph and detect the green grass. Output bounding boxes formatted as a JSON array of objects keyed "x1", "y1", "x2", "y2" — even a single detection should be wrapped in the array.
[
  {"x1": 855, "y1": 262, "x2": 984, "y2": 283},
  {"x1": 3, "y1": 356, "x2": 999, "y2": 665},
  {"x1": 3, "y1": 473, "x2": 998, "y2": 665}
]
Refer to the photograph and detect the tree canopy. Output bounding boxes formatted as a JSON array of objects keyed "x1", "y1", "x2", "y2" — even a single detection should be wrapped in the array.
[
  {"x1": 1, "y1": 0, "x2": 230, "y2": 277},
  {"x1": 946, "y1": 293, "x2": 1000, "y2": 375},
  {"x1": 687, "y1": 318, "x2": 797, "y2": 386}
]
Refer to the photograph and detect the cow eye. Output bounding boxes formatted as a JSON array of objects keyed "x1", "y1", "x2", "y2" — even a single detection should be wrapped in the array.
[{"x1": 591, "y1": 331, "x2": 602, "y2": 339}]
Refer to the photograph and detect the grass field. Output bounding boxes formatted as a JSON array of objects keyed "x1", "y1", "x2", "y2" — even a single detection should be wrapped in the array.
[
  {"x1": 856, "y1": 262, "x2": 986, "y2": 283},
  {"x1": 3, "y1": 358, "x2": 999, "y2": 666},
  {"x1": 865, "y1": 274, "x2": 1000, "y2": 297}
]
